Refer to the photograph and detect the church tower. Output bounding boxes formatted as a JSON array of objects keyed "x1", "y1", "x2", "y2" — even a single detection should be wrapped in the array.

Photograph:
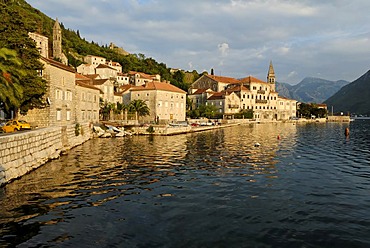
[
  {"x1": 53, "y1": 18, "x2": 62, "y2": 60},
  {"x1": 267, "y1": 61, "x2": 276, "y2": 91},
  {"x1": 52, "y1": 19, "x2": 68, "y2": 65}
]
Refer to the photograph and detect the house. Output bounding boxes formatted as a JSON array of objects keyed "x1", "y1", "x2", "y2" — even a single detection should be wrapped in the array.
[
  {"x1": 92, "y1": 78, "x2": 116, "y2": 104},
  {"x1": 188, "y1": 62, "x2": 297, "y2": 121},
  {"x1": 21, "y1": 57, "x2": 77, "y2": 127},
  {"x1": 128, "y1": 81, "x2": 186, "y2": 122},
  {"x1": 95, "y1": 64, "x2": 118, "y2": 80},
  {"x1": 84, "y1": 55, "x2": 106, "y2": 67},
  {"x1": 128, "y1": 71, "x2": 161, "y2": 86},
  {"x1": 187, "y1": 88, "x2": 215, "y2": 110},
  {"x1": 277, "y1": 97, "x2": 297, "y2": 120},
  {"x1": 25, "y1": 20, "x2": 102, "y2": 127},
  {"x1": 106, "y1": 60, "x2": 122, "y2": 73},
  {"x1": 207, "y1": 91, "x2": 241, "y2": 115},
  {"x1": 190, "y1": 75, "x2": 240, "y2": 93},
  {"x1": 75, "y1": 78, "x2": 101, "y2": 123},
  {"x1": 76, "y1": 63, "x2": 95, "y2": 75},
  {"x1": 28, "y1": 32, "x2": 49, "y2": 58},
  {"x1": 117, "y1": 72, "x2": 130, "y2": 86}
]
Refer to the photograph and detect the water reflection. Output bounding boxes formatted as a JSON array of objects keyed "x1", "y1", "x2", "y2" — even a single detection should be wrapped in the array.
[{"x1": 3, "y1": 122, "x2": 370, "y2": 247}]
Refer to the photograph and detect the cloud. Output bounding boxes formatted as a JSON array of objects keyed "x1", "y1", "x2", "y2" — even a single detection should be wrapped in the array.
[
  {"x1": 26, "y1": 0, "x2": 370, "y2": 84},
  {"x1": 218, "y1": 43, "x2": 229, "y2": 57}
]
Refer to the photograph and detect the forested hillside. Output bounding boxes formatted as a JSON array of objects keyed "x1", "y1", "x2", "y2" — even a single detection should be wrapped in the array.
[
  {"x1": 325, "y1": 70, "x2": 370, "y2": 115},
  {"x1": 0, "y1": 0, "x2": 201, "y2": 115}
]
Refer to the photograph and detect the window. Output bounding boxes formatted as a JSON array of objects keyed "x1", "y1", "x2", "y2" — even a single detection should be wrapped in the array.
[
  {"x1": 66, "y1": 110, "x2": 71, "y2": 121},
  {"x1": 56, "y1": 109, "x2": 62, "y2": 121}
]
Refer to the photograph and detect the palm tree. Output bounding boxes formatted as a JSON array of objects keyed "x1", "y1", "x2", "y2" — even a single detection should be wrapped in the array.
[
  {"x1": 128, "y1": 99, "x2": 150, "y2": 123},
  {"x1": 0, "y1": 48, "x2": 25, "y2": 113}
]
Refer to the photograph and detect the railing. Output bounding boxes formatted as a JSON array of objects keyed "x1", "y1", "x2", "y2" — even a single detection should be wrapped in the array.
[
  {"x1": 255, "y1": 100, "x2": 268, "y2": 104},
  {"x1": 257, "y1": 90, "x2": 265, "y2": 94}
]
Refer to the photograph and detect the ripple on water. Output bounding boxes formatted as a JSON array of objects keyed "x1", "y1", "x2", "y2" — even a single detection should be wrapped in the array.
[{"x1": 2, "y1": 122, "x2": 370, "y2": 247}]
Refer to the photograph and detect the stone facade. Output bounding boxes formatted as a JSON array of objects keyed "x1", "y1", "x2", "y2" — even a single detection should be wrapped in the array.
[
  {"x1": 84, "y1": 55, "x2": 106, "y2": 67},
  {"x1": 129, "y1": 81, "x2": 186, "y2": 122},
  {"x1": 52, "y1": 19, "x2": 68, "y2": 65},
  {"x1": 76, "y1": 81, "x2": 101, "y2": 123},
  {"x1": 21, "y1": 57, "x2": 78, "y2": 128},
  {"x1": 28, "y1": 32, "x2": 49, "y2": 58},
  {"x1": 189, "y1": 63, "x2": 298, "y2": 121}
]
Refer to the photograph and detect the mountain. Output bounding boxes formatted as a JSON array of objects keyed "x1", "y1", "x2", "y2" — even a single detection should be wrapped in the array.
[
  {"x1": 276, "y1": 77, "x2": 349, "y2": 103},
  {"x1": 324, "y1": 70, "x2": 370, "y2": 115}
]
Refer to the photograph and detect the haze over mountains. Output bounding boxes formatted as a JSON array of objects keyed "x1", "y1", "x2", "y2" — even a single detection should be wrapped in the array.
[{"x1": 276, "y1": 78, "x2": 349, "y2": 104}]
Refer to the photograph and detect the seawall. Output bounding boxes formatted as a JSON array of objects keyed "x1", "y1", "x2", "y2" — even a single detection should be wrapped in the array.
[{"x1": 0, "y1": 123, "x2": 92, "y2": 186}]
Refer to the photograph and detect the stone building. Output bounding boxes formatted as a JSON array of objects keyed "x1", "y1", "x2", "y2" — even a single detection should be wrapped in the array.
[
  {"x1": 22, "y1": 57, "x2": 77, "y2": 127},
  {"x1": 52, "y1": 19, "x2": 68, "y2": 65},
  {"x1": 187, "y1": 89, "x2": 215, "y2": 110},
  {"x1": 28, "y1": 32, "x2": 49, "y2": 58},
  {"x1": 24, "y1": 20, "x2": 101, "y2": 127},
  {"x1": 75, "y1": 74, "x2": 101, "y2": 123},
  {"x1": 84, "y1": 55, "x2": 106, "y2": 67},
  {"x1": 188, "y1": 62, "x2": 297, "y2": 121},
  {"x1": 128, "y1": 71, "x2": 161, "y2": 86},
  {"x1": 190, "y1": 75, "x2": 240, "y2": 93},
  {"x1": 128, "y1": 81, "x2": 186, "y2": 122},
  {"x1": 207, "y1": 91, "x2": 241, "y2": 115}
]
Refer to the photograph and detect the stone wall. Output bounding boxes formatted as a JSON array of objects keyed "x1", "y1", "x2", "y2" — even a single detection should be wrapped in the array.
[{"x1": 0, "y1": 123, "x2": 93, "y2": 186}]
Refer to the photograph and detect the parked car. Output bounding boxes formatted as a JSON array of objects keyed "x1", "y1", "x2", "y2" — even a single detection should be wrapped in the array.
[{"x1": 2, "y1": 120, "x2": 31, "y2": 133}]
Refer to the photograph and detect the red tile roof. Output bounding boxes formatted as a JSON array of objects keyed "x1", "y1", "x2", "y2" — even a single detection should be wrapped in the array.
[
  {"x1": 92, "y1": 79, "x2": 111, "y2": 85},
  {"x1": 208, "y1": 92, "x2": 228, "y2": 100},
  {"x1": 206, "y1": 75, "x2": 240, "y2": 84},
  {"x1": 96, "y1": 64, "x2": 116, "y2": 70},
  {"x1": 41, "y1": 57, "x2": 75, "y2": 73},
  {"x1": 239, "y1": 76, "x2": 266, "y2": 84},
  {"x1": 226, "y1": 84, "x2": 249, "y2": 92},
  {"x1": 191, "y1": 89, "x2": 214, "y2": 95},
  {"x1": 84, "y1": 74, "x2": 101, "y2": 80},
  {"x1": 130, "y1": 81, "x2": 186, "y2": 94},
  {"x1": 76, "y1": 81, "x2": 103, "y2": 93}
]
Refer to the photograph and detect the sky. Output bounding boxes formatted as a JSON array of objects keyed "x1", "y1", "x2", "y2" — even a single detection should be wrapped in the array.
[{"x1": 26, "y1": 0, "x2": 370, "y2": 84}]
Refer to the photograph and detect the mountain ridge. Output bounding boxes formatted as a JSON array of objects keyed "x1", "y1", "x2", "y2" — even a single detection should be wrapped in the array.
[
  {"x1": 276, "y1": 77, "x2": 349, "y2": 103},
  {"x1": 324, "y1": 70, "x2": 370, "y2": 115}
]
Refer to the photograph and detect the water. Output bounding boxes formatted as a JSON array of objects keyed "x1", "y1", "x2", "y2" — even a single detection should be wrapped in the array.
[{"x1": 1, "y1": 121, "x2": 370, "y2": 247}]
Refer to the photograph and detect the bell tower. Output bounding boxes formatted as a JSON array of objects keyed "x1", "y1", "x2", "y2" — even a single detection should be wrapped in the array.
[
  {"x1": 52, "y1": 18, "x2": 68, "y2": 65},
  {"x1": 53, "y1": 18, "x2": 62, "y2": 60},
  {"x1": 267, "y1": 61, "x2": 276, "y2": 91}
]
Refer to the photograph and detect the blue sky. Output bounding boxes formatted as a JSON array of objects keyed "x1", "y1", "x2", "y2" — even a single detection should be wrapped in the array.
[{"x1": 27, "y1": 0, "x2": 370, "y2": 84}]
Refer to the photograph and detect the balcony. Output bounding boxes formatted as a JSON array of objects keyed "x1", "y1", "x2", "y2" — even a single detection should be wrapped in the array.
[
  {"x1": 257, "y1": 90, "x2": 265, "y2": 94},
  {"x1": 255, "y1": 99, "x2": 268, "y2": 104}
]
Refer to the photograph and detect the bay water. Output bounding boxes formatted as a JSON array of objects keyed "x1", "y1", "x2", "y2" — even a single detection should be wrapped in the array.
[{"x1": 1, "y1": 121, "x2": 370, "y2": 247}]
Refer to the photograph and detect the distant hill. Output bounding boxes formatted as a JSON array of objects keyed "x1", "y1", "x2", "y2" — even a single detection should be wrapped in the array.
[
  {"x1": 324, "y1": 70, "x2": 370, "y2": 115},
  {"x1": 276, "y1": 77, "x2": 349, "y2": 103}
]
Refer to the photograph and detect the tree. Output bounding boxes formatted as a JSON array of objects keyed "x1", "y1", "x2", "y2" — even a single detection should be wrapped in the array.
[
  {"x1": 188, "y1": 104, "x2": 218, "y2": 119},
  {"x1": 0, "y1": 2, "x2": 47, "y2": 115},
  {"x1": 298, "y1": 103, "x2": 328, "y2": 118},
  {"x1": 0, "y1": 48, "x2": 24, "y2": 112},
  {"x1": 128, "y1": 99, "x2": 150, "y2": 122}
]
